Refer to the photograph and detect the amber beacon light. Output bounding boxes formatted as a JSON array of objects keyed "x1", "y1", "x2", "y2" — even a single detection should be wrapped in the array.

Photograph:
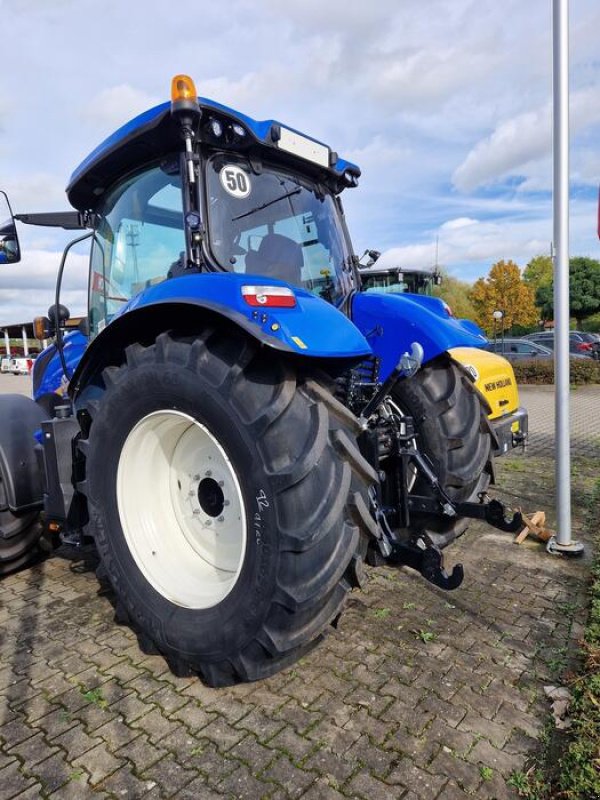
[{"x1": 171, "y1": 74, "x2": 199, "y2": 115}]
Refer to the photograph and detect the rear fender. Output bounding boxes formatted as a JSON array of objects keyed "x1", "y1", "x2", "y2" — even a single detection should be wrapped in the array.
[
  {"x1": 0, "y1": 395, "x2": 45, "y2": 513},
  {"x1": 351, "y1": 292, "x2": 487, "y2": 380},
  {"x1": 71, "y1": 273, "x2": 371, "y2": 398}
]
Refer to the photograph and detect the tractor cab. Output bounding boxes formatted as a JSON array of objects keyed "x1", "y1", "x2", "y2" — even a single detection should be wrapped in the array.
[
  {"x1": 64, "y1": 76, "x2": 361, "y2": 336},
  {"x1": 86, "y1": 154, "x2": 355, "y2": 336}
]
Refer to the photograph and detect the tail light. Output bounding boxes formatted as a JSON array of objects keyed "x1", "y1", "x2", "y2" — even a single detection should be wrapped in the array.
[
  {"x1": 577, "y1": 342, "x2": 592, "y2": 351},
  {"x1": 242, "y1": 285, "x2": 297, "y2": 308}
]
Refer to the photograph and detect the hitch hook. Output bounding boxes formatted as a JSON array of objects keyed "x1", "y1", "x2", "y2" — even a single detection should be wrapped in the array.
[
  {"x1": 485, "y1": 499, "x2": 523, "y2": 533},
  {"x1": 420, "y1": 547, "x2": 464, "y2": 591}
]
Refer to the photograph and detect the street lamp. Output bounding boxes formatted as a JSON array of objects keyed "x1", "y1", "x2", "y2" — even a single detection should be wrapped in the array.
[{"x1": 492, "y1": 310, "x2": 505, "y2": 352}]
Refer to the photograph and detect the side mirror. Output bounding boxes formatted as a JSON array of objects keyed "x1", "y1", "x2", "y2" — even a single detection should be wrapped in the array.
[{"x1": 0, "y1": 191, "x2": 20, "y2": 264}]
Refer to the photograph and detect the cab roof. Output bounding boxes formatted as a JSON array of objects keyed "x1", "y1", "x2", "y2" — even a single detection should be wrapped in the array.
[{"x1": 67, "y1": 97, "x2": 360, "y2": 212}]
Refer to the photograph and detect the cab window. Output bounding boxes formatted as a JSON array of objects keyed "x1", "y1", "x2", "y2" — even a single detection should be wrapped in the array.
[
  {"x1": 205, "y1": 154, "x2": 353, "y2": 304},
  {"x1": 89, "y1": 165, "x2": 183, "y2": 336}
]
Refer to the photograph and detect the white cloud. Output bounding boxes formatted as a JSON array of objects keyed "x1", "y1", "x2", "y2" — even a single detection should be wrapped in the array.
[
  {"x1": 0, "y1": 250, "x2": 88, "y2": 325},
  {"x1": 453, "y1": 86, "x2": 600, "y2": 192},
  {"x1": 442, "y1": 217, "x2": 479, "y2": 231},
  {"x1": 453, "y1": 105, "x2": 552, "y2": 192},
  {"x1": 0, "y1": 174, "x2": 71, "y2": 214},
  {"x1": 82, "y1": 85, "x2": 161, "y2": 133}
]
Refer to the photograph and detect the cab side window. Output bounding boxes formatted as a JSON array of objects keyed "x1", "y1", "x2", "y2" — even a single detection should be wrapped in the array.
[{"x1": 89, "y1": 165, "x2": 183, "y2": 336}]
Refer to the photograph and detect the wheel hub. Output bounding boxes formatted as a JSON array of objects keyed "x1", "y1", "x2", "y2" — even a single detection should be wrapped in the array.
[
  {"x1": 117, "y1": 410, "x2": 247, "y2": 609},
  {"x1": 197, "y1": 477, "x2": 225, "y2": 518}
]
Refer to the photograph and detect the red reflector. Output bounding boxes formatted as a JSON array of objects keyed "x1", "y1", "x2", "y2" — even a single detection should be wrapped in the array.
[{"x1": 242, "y1": 285, "x2": 296, "y2": 308}]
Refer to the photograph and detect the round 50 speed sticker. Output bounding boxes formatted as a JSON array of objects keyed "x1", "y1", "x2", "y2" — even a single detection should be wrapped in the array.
[{"x1": 219, "y1": 165, "x2": 251, "y2": 198}]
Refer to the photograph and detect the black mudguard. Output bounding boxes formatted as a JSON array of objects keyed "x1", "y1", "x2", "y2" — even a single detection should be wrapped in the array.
[{"x1": 0, "y1": 395, "x2": 45, "y2": 513}]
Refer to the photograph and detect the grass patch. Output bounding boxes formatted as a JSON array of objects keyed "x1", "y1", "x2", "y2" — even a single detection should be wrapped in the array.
[
  {"x1": 552, "y1": 540, "x2": 600, "y2": 799},
  {"x1": 372, "y1": 607, "x2": 391, "y2": 619},
  {"x1": 80, "y1": 686, "x2": 108, "y2": 709}
]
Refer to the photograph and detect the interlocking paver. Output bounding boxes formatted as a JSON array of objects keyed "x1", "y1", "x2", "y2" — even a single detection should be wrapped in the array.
[
  {"x1": 72, "y1": 740, "x2": 124, "y2": 785},
  {"x1": 115, "y1": 732, "x2": 167, "y2": 772},
  {"x1": 169, "y1": 700, "x2": 216, "y2": 733},
  {"x1": 0, "y1": 760, "x2": 36, "y2": 799},
  {"x1": 467, "y1": 737, "x2": 522, "y2": 778},
  {"x1": 25, "y1": 750, "x2": 81, "y2": 795},
  {"x1": 269, "y1": 725, "x2": 314, "y2": 764},
  {"x1": 260, "y1": 753, "x2": 316, "y2": 798},
  {"x1": 50, "y1": 724, "x2": 103, "y2": 761},
  {"x1": 98, "y1": 764, "x2": 163, "y2": 799},
  {"x1": 429, "y1": 749, "x2": 483, "y2": 794},
  {"x1": 7, "y1": 730, "x2": 60, "y2": 767},
  {"x1": 217, "y1": 762, "x2": 277, "y2": 799},
  {"x1": 228, "y1": 733, "x2": 276, "y2": 772},
  {"x1": 348, "y1": 769, "x2": 405, "y2": 800},
  {"x1": 141, "y1": 753, "x2": 196, "y2": 795},
  {"x1": 235, "y1": 708, "x2": 286, "y2": 744},
  {"x1": 0, "y1": 715, "x2": 38, "y2": 748},
  {"x1": 386, "y1": 759, "x2": 447, "y2": 798},
  {"x1": 174, "y1": 775, "x2": 226, "y2": 799}
]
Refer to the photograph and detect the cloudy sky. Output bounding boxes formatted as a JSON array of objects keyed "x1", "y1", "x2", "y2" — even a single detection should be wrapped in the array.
[{"x1": 0, "y1": 0, "x2": 599, "y2": 325}]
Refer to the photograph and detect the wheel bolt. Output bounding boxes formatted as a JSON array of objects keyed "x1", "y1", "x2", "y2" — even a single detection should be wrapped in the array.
[
  {"x1": 205, "y1": 470, "x2": 212, "y2": 477},
  {"x1": 218, "y1": 516, "x2": 224, "y2": 522}
]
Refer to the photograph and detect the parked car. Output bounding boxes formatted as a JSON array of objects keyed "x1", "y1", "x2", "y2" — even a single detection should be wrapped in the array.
[
  {"x1": 573, "y1": 331, "x2": 600, "y2": 359},
  {"x1": 523, "y1": 331, "x2": 596, "y2": 358},
  {"x1": 9, "y1": 357, "x2": 33, "y2": 375},
  {"x1": 485, "y1": 338, "x2": 554, "y2": 361},
  {"x1": 0, "y1": 357, "x2": 11, "y2": 373}
]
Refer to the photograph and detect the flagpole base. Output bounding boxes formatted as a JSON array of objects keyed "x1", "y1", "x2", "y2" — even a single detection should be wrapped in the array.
[{"x1": 546, "y1": 536, "x2": 585, "y2": 557}]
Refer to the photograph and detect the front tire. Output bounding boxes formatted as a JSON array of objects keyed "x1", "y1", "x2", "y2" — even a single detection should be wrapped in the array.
[
  {"x1": 82, "y1": 330, "x2": 375, "y2": 686},
  {"x1": 392, "y1": 355, "x2": 492, "y2": 546}
]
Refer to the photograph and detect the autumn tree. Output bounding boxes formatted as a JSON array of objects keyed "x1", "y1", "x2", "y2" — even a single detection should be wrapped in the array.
[
  {"x1": 523, "y1": 254, "x2": 553, "y2": 292},
  {"x1": 536, "y1": 256, "x2": 600, "y2": 325},
  {"x1": 469, "y1": 259, "x2": 538, "y2": 335},
  {"x1": 432, "y1": 271, "x2": 477, "y2": 320}
]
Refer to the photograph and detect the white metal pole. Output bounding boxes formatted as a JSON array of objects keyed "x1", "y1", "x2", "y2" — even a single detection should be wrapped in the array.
[
  {"x1": 548, "y1": 0, "x2": 583, "y2": 555},
  {"x1": 21, "y1": 325, "x2": 29, "y2": 358},
  {"x1": 3, "y1": 330, "x2": 10, "y2": 358}
]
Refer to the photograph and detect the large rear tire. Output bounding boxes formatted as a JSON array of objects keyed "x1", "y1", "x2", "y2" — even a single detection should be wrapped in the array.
[
  {"x1": 81, "y1": 330, "x2": 376, "y2": 686},
  {"x1": 392, "y1": 355, "x2": 492, "y2": 546}
]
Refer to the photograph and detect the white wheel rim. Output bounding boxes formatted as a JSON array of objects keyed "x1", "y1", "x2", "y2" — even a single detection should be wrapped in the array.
[{"x1": 116, "y1": 410, "x2": 247, "y2": 609}]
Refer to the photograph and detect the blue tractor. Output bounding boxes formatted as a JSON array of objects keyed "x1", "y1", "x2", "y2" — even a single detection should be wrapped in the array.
[{"x1": 0, "y1": 76, "x2": 526, "y2": 685}]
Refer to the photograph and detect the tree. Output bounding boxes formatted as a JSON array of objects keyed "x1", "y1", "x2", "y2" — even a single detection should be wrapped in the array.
[
  {"x1": 469, "y1": 259, "x2": 538, "y2": 335},
  {"x1": 536, "y1": 257, "x2": 600, "y2": 325},
  {"x1": 432, "y1": 271, "x2": 477, "y2": 320},
  {"x1": 523, "y1": 254, "x2": 553, "y2": 292}
]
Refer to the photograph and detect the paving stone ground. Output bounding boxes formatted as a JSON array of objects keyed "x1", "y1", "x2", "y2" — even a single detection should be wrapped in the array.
[{"x1": 0, "y1": 377, "x2": 595, "y2": 799}]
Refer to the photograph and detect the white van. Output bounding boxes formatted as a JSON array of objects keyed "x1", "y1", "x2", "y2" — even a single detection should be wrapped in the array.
[{"x1": 10, "y1": 358, "x2": 33, "y2": 375}]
